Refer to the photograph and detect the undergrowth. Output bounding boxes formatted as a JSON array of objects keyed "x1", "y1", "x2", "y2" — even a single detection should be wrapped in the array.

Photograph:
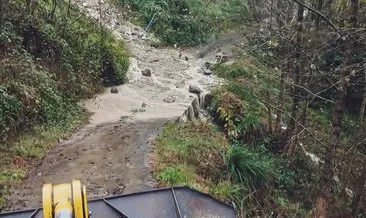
[{"x1": 153, "y1": 121, "x2": 312, "y2": 216}]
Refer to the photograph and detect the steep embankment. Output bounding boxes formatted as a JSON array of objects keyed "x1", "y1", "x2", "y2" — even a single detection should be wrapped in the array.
[{"x1": 7, "y1": 0, "x2": 222, "y2": 210}]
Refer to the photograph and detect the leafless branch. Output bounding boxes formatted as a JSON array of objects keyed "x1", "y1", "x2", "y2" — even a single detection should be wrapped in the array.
[{"x1": 288, "y1": 0, "x2": 341, "y2": 34}]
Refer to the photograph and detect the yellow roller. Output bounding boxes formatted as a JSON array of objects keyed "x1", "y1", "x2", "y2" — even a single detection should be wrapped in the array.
[{"x1": 42, "y1": 180, "x2": 88, "y2": 218}]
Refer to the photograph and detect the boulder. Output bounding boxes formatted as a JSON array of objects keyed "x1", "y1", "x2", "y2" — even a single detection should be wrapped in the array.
[
  {"x1": 191, "y1": 98, "x2": 200, "y2": 118},
  {"x1": 186, "y1": 105, "x2": 195, "y2": 121},
  {"x1": 189, "y1": 84, "x2": 202, "y2": 94},
  {"x1": 110, "y1": 87, "x2": 119, "y2": 93},
  {"x1": 141, "y1": 69, "x2": 152, "y2": 76}
]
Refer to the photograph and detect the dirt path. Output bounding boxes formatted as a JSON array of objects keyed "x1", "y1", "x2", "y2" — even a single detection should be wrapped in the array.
[{"x1": 7, "y1": 0, "x2": 222, "y2": 211}]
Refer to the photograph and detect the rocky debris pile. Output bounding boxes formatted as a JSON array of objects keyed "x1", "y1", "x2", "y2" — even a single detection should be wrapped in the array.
[{"x1": 178, "y1": 92, "x2": 214, "y2": 122}]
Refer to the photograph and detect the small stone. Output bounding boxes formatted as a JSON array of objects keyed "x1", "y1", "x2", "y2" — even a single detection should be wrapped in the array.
[
  {"x1": 184, "y1": 56, "x2": 189, "y2": 61},
  {"x1": 110, "y1": 87, "x2": 119, "y2": 93},
  {"x1": 203, "y1": 68, "x2": 212, "y2": 75},
  {"x1": 37, "y1": 172, "x2": 42, "y2": 176},
  {"x1": 189, "y1": 84, "x2": 202, "y2": 94},
  {"x1": 141, "y1": 69, "x2": 152, "y2": 76},
  {"x1": 163, "y1": 96, "x2": 176, "y2": 103},
  {"x1": 141, "y1": 103, "x2": 147, "y2": 108}
]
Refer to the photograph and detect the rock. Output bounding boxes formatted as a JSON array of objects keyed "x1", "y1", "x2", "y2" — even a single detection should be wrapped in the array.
[
  {"x1": 179, "y1": 53, "x2": 182, "y2": 59},
  {"x1": 141, "y1": 69, "x2": 152, "y2": 76},
  {"x1": 186, "y1": 105, "x2": 194, "y2": 121},
  {"x1": 163, "y1": 96, "x2": 176, "y2": 103},
  {"x1": 189, "y1": 84, "x2": 202, "y2": 94},
  {"x1": 141, "y1": 103, "x2": 147, "y2": 108},
  {"x1": 216, "y1": 53, "x2": 229, "y2": 63},
  {"x1": 192, "y1": 98, "x2": 200, "y2": 118},
  {"x1": 110, "y1": 87, "x2": 119, "y2": 93},
  {"x1": 202, "y1": 93, "x2": 213, "y2": 109},
  {"x1": 184, "y1": 56, "x2": 189, "y2": 61},
  {"x1": 204, "y1": 62, "x2": 213, "y2": 68},
  {"x1": 203, "y1": 68, "x2": 212, "y2": 75}
]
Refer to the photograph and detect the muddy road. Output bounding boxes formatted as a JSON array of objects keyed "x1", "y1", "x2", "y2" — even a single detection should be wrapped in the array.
[
  {"x1": 7, "y1": 0, "x2": 223, "y2": 211},
  {"x1": 8, "y1": 119, "x2": 167, "y2": 210}
]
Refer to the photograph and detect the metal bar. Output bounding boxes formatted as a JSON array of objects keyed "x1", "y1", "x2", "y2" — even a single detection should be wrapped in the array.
[
  {"x1": 103, "y1": 199, "x2": 129, "y2": 218},
  {"x1": 29, "y1": 209, "x2": 39, "y2": 218},
  {"x1": 171, "y1": 188, "x2": 182, "y2": 218}
]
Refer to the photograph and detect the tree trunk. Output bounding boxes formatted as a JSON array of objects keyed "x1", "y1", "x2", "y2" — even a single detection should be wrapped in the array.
[
  {"x1": 316, "y1": 0, "x2": 323, "y2": 29},
  {"x1": 275, "y1": 71, "x2": 286, "y2": 132},
  {"x1": 26, "y1": 0, "x2": 31, "y2": 15},
  {"x1": 349, "y1": 0, "x2": 359, "y2": 26},
  {"x1": 287, "y1": 3, "x2": 304, "y2": 134},
  {"x1": 351, "y1": 166, "x2": 366, "y2": 216},
  {"x1": 266, "y1": 91, "x2": 273, "y2": 133},
  {"x1": 359, "y1": 68, "x2": 366, "y2": 123}
]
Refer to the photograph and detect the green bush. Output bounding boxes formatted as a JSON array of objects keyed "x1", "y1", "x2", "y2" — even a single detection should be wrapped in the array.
[{"x1": 226, "y1": 144, "x2": 273, "y2": 190}]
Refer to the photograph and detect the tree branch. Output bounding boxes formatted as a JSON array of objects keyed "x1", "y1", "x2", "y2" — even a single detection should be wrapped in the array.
[{"x1": 251, "y1": 93, "x2": 327, "y2": 148}]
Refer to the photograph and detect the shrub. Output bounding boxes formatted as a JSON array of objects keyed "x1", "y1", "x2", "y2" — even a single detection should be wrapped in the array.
[{"x1": 226, "y1": 144, "x2": 273, "y2": 190}]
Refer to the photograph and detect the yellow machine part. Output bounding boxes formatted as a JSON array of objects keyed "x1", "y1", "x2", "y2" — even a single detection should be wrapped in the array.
[{"x1": 42, "y1": 180, "x2": 89, "y2": 218}]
